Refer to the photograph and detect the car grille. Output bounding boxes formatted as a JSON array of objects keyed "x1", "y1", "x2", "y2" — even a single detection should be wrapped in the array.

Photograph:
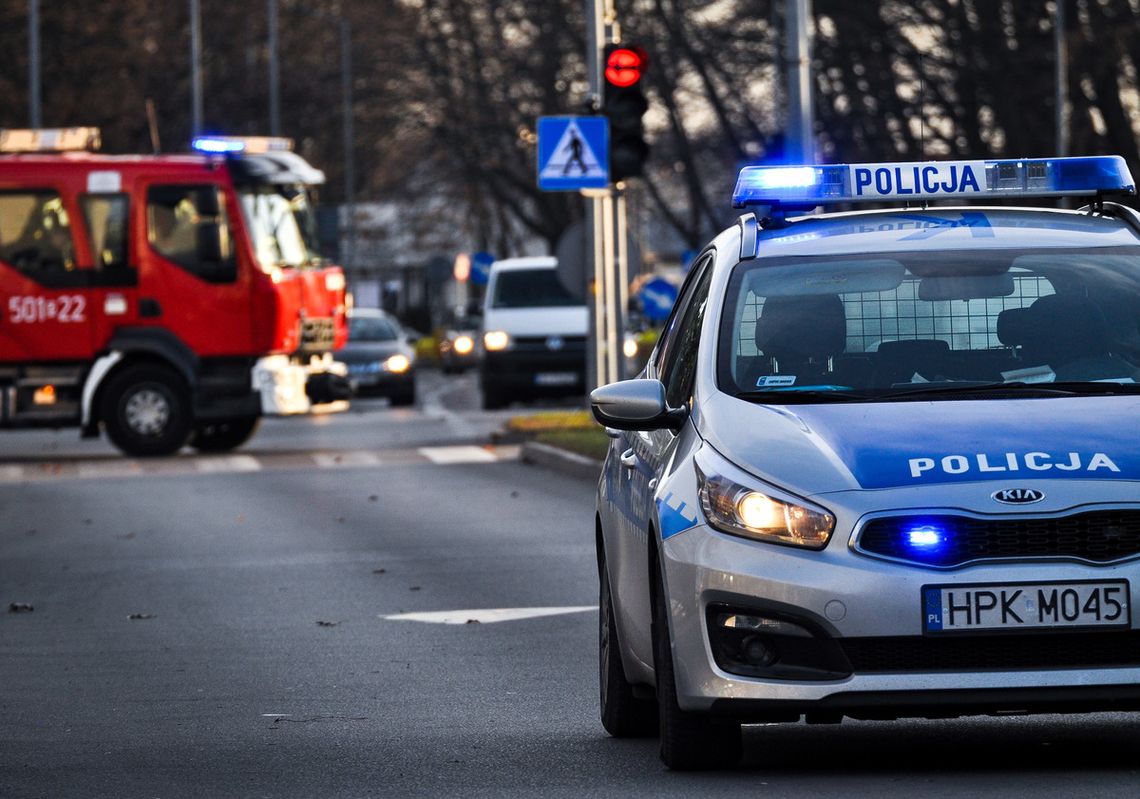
[
  {"x1": 511, "y1": 335, "x2": 587, "y2": 353},
  {"x1": 841, "y1": 630, "x2": 1140, "y2": 673},
  {"x1": 300, "y1": 317, "x2": 335, "y2": 353},
  {"x1": 857, "y1": 510, "x2": 1140, "y2": 568}
]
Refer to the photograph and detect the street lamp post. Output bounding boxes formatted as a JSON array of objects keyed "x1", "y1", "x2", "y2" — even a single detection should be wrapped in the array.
[
  {"x1": 28, "y1": 0, "x2": 41, "y2": 127},
  {"x1": 190, "y1": 0, "x2": 203, "y2": 136},
  {"x1": 268, "y1": 0, "x2": 280, "y2": 136}
]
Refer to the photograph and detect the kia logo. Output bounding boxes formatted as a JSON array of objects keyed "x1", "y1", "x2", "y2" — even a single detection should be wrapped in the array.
[
  {"x1": 991, "y1": 488, "x2": 1046, "y2": 505},
  {"x1": 546, "y1": 336, "x2": 564, "y2": 351}
]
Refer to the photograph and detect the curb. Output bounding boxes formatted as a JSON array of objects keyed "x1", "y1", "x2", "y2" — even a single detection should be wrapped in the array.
[{"x1": 520, "y1": 441, "x2": 603, "y2": 481}]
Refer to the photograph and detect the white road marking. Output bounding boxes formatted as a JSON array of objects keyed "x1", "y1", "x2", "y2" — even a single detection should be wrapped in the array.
[
  {"x1": 313, "y1": 451, "x2": 382, "y2": 468},
  {"x1": 0, "y1": 465, "x2": 24, "y2": 482},
  {"x1": 261, "y1": 713, "x2": 292, "y2": 717},
  {"x1": 77, "y1": 461, "x2": 142, "y2": 479},
  {"x1": 195, "y1": 455, "x2": 261, "y2": 473},
  {"x1": 381, "y1": 606, "x2": 597, "y2": 625},
  {"x1": 418, "y1": 445, "x2": 498, "y2": 465}
]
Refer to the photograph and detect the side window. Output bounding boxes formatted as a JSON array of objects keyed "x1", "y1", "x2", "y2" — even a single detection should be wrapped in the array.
[
  {"x1": 81, "y1": 194, "x2": 134, "y2": 284},
  {"x1": 146, "y1": 185, "x2": 235, "y2": 283},
  {"x1": 0, "y1": 191, "x2": 77, "y2": 280},
  {"x1": 654, "y1": 252, "x2": 715, "y2": 373},
  {"x1": 661, "y1": 261, "x2": 714, "y2": 408}
]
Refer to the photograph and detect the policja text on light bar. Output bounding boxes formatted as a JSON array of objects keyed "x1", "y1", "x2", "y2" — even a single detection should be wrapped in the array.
[{"x1": 732, "y1": 156, "x2": 1135, "y2": 208}]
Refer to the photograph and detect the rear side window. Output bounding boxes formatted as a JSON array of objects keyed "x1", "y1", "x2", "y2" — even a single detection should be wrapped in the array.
[
  {"x1": 82, "y1": 194, "x2": 132, "y2": 281},
  {"x1": 147, "y1": 185, "x2": 235, "y2": 282},
  {"x1": 0, "y1": 191, "x2": 77, "y2": 281}
]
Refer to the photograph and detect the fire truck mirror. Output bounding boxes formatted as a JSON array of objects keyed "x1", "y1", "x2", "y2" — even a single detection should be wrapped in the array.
[{"x1": 196, "y1": 223, "x2": 234, "y2": 282}]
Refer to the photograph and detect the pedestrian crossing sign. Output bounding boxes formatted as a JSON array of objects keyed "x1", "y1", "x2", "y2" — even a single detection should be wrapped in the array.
[{"x1": 537, "y1": 116, "x2": 609, "y2": 191}]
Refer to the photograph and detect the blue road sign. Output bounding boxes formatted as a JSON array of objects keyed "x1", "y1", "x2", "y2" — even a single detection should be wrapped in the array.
[
  {"x1": 470, "y1": 251, "x2": 495, "y2": 286},
  {"x1": 639, "y1": 277, "x2": 679, "y2": 322},
  {"x1": 537, "y1": 116, "x2": 609, "y2": 191}
]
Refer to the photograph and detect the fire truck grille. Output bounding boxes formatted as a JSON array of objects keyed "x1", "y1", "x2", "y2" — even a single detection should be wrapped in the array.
[{"x1": 300, "y1": 318, "x2": 335, "y2": 353}]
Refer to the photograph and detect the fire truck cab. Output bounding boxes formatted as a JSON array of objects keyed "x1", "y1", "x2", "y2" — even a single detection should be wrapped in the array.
[{"x1": 0, "y1": 128, "x2": 349, "y2": 456}]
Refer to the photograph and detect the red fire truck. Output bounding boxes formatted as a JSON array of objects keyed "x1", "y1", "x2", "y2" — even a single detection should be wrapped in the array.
[{"x1": 0, "y1": 128, "x2": 350, "y2": 456}]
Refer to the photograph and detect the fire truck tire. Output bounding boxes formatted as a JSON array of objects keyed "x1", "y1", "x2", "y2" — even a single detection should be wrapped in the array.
[
  {"x1": 190, "y1": 416, "x2": 261, "y2": 453},
  {"x1": 101, "y1": 365, "x2": 192, "y2": 457}
]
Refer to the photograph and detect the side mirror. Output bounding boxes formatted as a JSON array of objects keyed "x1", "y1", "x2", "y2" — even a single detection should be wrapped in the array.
[
  {"x1": 196, "y1": 222, "x2": 236, "y2": 282},
  {"x1": 590, "y1": 379, "x2": 687, "y2": 432}
]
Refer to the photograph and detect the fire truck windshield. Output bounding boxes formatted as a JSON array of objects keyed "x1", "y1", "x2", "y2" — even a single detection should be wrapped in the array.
[{"x1": 239, "y1": 187, "x2": 322, "y2": 272}]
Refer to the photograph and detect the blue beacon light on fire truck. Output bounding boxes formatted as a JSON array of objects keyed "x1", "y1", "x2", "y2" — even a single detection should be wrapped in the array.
[{"x1": 732, "y1": 156, "x2": 1135, "y2": 208}]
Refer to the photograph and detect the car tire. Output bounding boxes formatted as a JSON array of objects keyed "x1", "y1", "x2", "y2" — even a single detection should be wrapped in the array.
[
  {"x1": 600, "y1": 546, "x2": 659, "y2": 738},
  {"x1": 190, "y1": 416, "x2": 261, "y2": 453},
  {"x1": 101, "y1": 365, "x2": 192, "y2": 457},
  {"x1": 390, "y1": 382, "x2": 416, "y2": 407},
  {"x1": 652, "y1": 544, "x2": 742, "y2": 770}
]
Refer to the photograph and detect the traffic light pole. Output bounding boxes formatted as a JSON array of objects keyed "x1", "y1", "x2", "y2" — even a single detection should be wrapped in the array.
[{"x1": 584, "y1": 0, "x2": 627, "y2": 390}]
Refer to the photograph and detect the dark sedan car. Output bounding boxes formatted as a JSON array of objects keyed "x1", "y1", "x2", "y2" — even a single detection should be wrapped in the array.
[{"x1": 341, "y1": 309, "x2": 416, "y2": 406}]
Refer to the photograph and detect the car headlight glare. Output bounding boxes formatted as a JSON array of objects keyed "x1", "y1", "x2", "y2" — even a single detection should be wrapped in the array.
[
  {"x1": 698, "y1": 467, "x2": 834, "y2": 550},
  {"x1": 483, "y1": 330, "x2": 510, "y2": 351},
  {"x1": 622, "y1": 336, "x2": 639, "y2": 359},
  {"x1": 453, "y1": 334, "x2": 474, "y2": 355},
  {"x1": 384, "y1": 353, "x2": 411, "y2": 373}
]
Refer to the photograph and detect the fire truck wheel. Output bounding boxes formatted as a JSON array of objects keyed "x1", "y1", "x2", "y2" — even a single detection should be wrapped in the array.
[
  {"x1": 190, "y1": 416, "x2": 261, "y2": 453},
  {"x1": 101, "y1": 365, "x2": 192, "y2": 457}
]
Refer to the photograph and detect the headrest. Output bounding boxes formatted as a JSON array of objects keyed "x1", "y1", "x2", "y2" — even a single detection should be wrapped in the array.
[
  {"x1": 996, "y1": 308, "x2": 1032, "y2": 346},
  {"x1": 755, "y1": 295, "x2": 846, "y2": 361},
  {"x1": 876, "y1": 339, "x2": 950, "y2": 360},
  {"x1": 1022, "y1": 294, "x2": 1110, "y2": 361}
]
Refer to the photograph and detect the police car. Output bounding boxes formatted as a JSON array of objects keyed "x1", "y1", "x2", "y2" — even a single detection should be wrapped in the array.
[{"x1": 592, "y1": 156, "x2": 1140, "y2": 770}]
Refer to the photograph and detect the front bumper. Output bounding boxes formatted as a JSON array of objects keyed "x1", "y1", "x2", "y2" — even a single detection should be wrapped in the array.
[
  {"x1": 661, "y1": 521, "x2": 1140, "y2": 719},
  {"x1": 253, "y1": 354, "x2": 349, "y2": 414},
  {"x1": 345, "y1": 362, "x2": 414, "y2": 393},
  {"x1": 481, "y1": 348, "x2": 586, "y2": 393}
]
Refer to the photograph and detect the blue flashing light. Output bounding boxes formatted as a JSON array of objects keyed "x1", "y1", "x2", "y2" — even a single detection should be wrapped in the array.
[
  {"x1": 192, "y1": 136, "x2": 246, "y2": 154},
  {"x1": 905, "y1": 526, "x2": 945, "y2": 549},
  {"x1": 732, "y1": 156, "x2": 1136, "y2": 208}
]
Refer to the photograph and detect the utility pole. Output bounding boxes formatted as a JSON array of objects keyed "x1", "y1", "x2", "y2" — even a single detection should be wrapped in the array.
[
  {"x1": 340, "y1": 17, "x2": 355, "y2": 278},
  {"x1": 28, "y1": 0, "x2": 41, "y2": 127},
  {"x1": 1054, "y1": 0, "x2": 1069, "y2": 157},
  {"x1": 785, "y1": 0, "x2": 814, "y2": 163},
  {"x1": 190, "y1": 0, "x2": 203, "y2": 136},
  {"x1": 268, "y1": 0, "x2": 280, "y2": 136}
]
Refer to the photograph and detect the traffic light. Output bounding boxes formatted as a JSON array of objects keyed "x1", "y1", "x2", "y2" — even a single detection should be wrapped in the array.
[{"x1": 603, "y1": 45, "x2": 649, "y2": 182}]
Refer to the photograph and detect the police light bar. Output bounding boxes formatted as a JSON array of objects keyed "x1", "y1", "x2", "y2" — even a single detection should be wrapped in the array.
[
  {"x1": 191, "y1": 136, "x2": 294, "y2": 155},
  {"x1": 732, "y1": 156, "x2": 1136, "y2": 208},
  {"x1": 0, "y1": 127, "x2": 101, "y2": 153}
]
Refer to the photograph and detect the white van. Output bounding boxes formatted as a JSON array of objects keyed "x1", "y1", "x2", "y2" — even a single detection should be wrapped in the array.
[{"x1": 480, "y1": 257, "x2": 588, "y2": 409}]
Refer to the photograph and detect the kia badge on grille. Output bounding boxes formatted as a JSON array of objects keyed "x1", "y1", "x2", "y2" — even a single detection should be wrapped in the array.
[{"x1": 992, "y1": 488, "x2": 1046, "y2": 505}]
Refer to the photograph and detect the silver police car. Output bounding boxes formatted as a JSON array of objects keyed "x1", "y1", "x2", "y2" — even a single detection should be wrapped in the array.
[{"x1": 593, "y1": 156, "x2": 1140, "y2": 769}]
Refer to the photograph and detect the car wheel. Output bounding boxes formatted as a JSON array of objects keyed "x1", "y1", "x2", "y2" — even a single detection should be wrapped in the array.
[
  {"x1": 600, "y1": 546, "x2": 658, "y2": 737},
  {"x1": 652, "y1": 543, "x2": 742, "y2": 770},
  {"x1": 390, "y1": 381, "x2": 416, "y2": 407},
  {"x1": 190, "y1": 416, "x2": 261, "y2": 453},
  {"x1": 101, "y1": 365, "x2": 192, "y2": 457}
]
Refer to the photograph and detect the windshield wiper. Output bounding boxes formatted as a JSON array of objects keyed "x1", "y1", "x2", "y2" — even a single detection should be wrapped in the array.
[
  {"x1": 735, "y1": 388, "x2": 868, "y2": 404},
  {"x1": 879, "y1": 380, "x2": 1140, "y2": 400}
]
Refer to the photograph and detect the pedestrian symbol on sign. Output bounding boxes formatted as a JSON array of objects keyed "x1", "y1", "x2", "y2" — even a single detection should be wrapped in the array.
[{"x1": 537, "y1": 117, "x2": 609, "y2": 191}]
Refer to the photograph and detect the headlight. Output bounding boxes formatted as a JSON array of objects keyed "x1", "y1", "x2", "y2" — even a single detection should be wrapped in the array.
[
  {"x1": 483, "y1": 330, "x2": 510, "y2": 351},
  {"x1": 384, "y1": 353, "x2": 411, "y2": 373},
  {"x1": 453, "y1": 334, "x2": 474, "y2": 355},
  {"x1": 622, "y1": 335, "x2": 639, "y2": 359},
  {"x1": 325, "y1": 271, "x2": 346, "y2": 292},
  {"x1": 697, "y1": 466, "x2": 834, "y2": 550}
]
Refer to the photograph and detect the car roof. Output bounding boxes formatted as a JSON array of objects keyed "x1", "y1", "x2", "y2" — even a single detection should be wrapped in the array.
[
  {"x1": 753, "y1": 206, "x2": 1140, "y2": 258},
  {"x1": 490, "y1": 256, "x2": 557, "y2": 272},
  {"x1": 347, "y1": 307, "x2": 393, "y2": 319}
]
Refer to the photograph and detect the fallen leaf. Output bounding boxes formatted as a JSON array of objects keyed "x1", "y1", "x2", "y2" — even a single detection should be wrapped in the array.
[
  {"x1": 409, "y1": 586, "x2": 421, "y2": 591},
  {"x1": 127, "y1": 613, "x2": 155, "y2": 620},
  {"x1": 372, "y1": 569, "x2": 386, "y2": 575},
  {"x1": 465, "y1": 619, "x2": 480, "y2": 625},
  {"x1": 316, "y1": 620, "x2": 339, "y2": 627},
  {"x1": 8, "y1": 602, "x2": 34, "y2": 613},
  {"x1": 368, "y1": 495, "x2": 379, "y2": 502}
]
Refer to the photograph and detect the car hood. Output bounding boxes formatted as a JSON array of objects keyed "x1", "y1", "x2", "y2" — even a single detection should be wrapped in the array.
[
  {"x1": 483, "y1": 306, "x2": 588, "y2": 337},
  {"x1": 700, "y1": 393, "x2": 1140, "y2": 496},
  {"x1": 339, "y1": 340, "x2": 408, "y2": 362}
]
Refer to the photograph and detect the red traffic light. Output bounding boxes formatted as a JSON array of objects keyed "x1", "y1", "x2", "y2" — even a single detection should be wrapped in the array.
[{"x1": 604, "y1": 47, "x2": 646, "y2": 88}]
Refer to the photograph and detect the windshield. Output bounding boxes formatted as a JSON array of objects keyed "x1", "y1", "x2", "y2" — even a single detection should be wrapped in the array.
[
  {"x1": 239, "y1": 187, "x2": 322, "y2": 271},
  {"x1": 349, "y1": 315, "x2": 399, "y2": 342},
  {"x1": 719, "y1": 246, "x2": 1140, "y2": 401},
  {"x1": 491, "y1": 268, "x2": 581, "y2": 309}
]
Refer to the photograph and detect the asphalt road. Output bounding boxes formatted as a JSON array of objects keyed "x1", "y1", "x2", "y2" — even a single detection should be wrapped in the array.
[{"x1": 3, "y1": 370, "x2": 1140, "y2": 797}]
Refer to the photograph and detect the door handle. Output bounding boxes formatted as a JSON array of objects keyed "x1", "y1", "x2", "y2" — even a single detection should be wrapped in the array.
[{"x1": 620, "y1": 448, "x2": 638, "y2": 470}]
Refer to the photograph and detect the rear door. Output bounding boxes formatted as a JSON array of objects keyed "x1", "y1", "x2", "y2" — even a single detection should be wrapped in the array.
[{"x1": 0, "y1": 187, "x2": 98, "y2": 361}]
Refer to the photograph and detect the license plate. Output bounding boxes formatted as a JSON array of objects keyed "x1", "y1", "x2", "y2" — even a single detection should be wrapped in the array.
[
  {"x1": 348, "y1": 363, "x2": 379, "y2": 374},
  {"x1": 534, "y1": 371, "x2": 577, "y2": 386},
  {"x1": 923, "y1": 580, "x2": 1130, "y2": 633}
]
